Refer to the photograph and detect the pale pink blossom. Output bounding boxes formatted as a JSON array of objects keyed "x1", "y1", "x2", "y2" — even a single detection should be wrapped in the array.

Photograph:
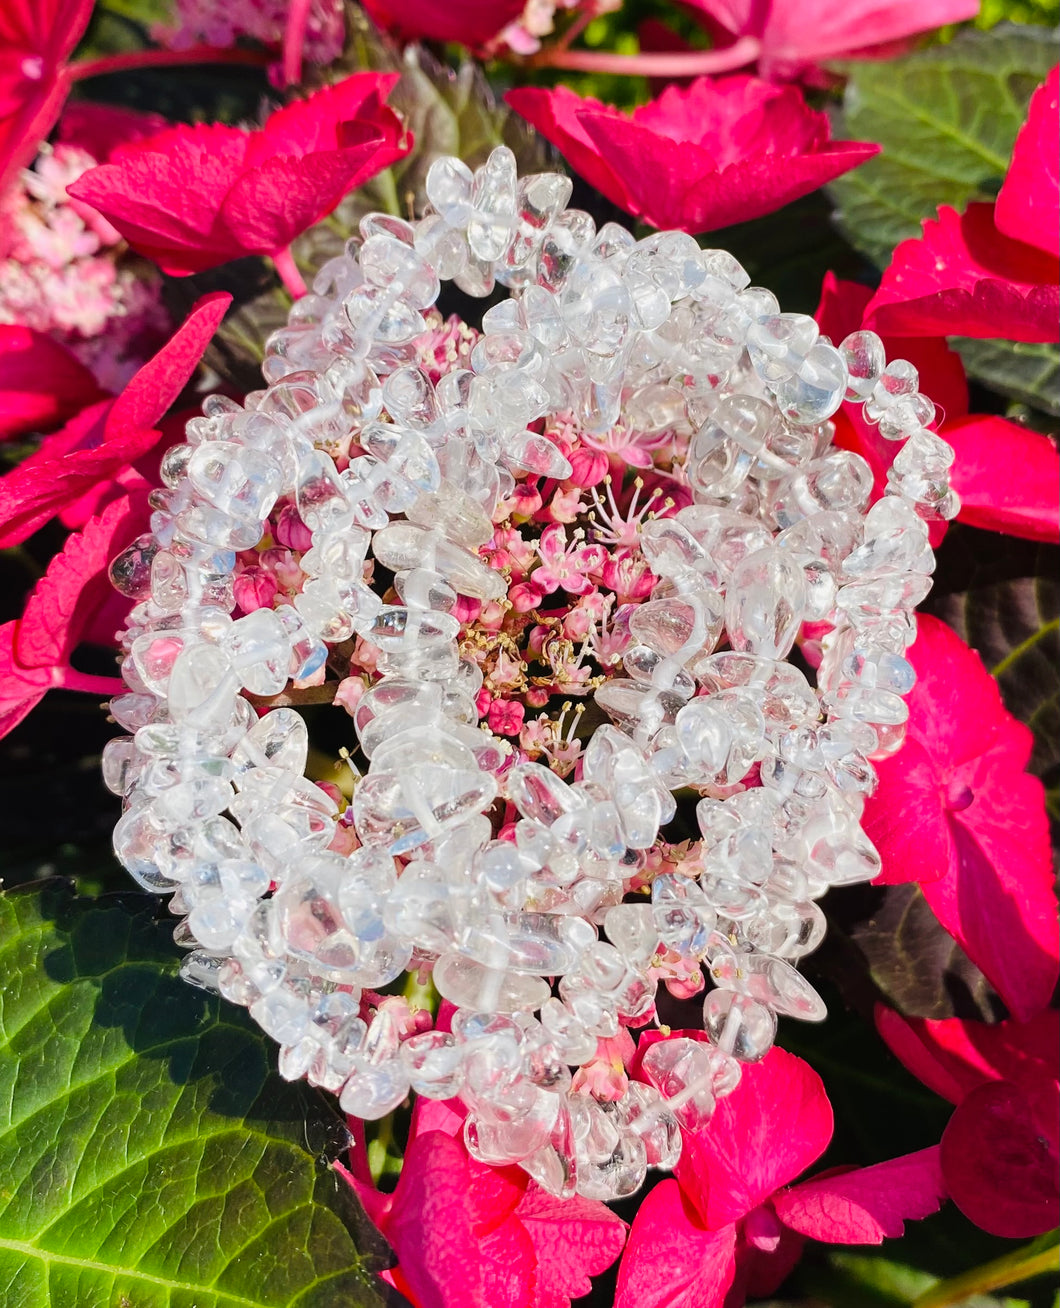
[
  {"x1": 152, "y1": 0, "x2": 345, "y2": 67},
  {"x1": 488, "y1": 698, "x2": 526, "y2": 736},
  {"x1": 573, "y1": 1030, "x2": 637, "y2": 1100},
  {"x1": 534, "y1": 522, "x2": 607, "y2": 595},
  {"x1": 334, "y1": 676, "x2": 368, "y2": 716}
]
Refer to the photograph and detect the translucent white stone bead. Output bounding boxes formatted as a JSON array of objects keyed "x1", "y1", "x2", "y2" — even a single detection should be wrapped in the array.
[{"x1": 703, "y1": 988, "x2": 777, "y2": 1060}]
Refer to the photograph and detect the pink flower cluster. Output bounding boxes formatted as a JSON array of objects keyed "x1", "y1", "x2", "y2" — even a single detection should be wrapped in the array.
[
  {"x1": 152, "y1": 0, "x2": 346, "y2": 69},
  {"x1": 0, "y1": 139, "x2": 167, "y2": 390}
]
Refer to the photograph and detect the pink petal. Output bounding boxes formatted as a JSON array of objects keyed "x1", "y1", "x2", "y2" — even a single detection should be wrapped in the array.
[
  {"x1": 874, "y1": 614, "x2": 1028, "y2": 777},
  {"x1": 0, "y1": 621, "x2": 51, "y2": 738},
  {"x1": 774, "y1": 1147, "x2": 946, "y2": 1243},
  {"x1": 477, "y1": 1215, "x2": 539, "y2": 1308},
  {"x1": 516, "y1": 1184, "x2": 627, "y2": 1308},
  {"x1": 675, "y1": 1047, "x2": 833, "y2": 1229},
  {"x1": 68, "y1": 82, "x2": 409, "y2": 276},
  {"x1": 679, "y1": 143, "x2": 878, "y2": 231},
  {"x1": 922, "y1": 807, "x2": 1058, "y2": 1022},
  {"x1": 734, "y1": 1215, "x2": 806, "y2": 1299},
  {"x1": 256, "y1": 73, "x2": 405, "y2": 158},
  {"x1": 384, "y1": 1130, "x2": 488, "y2": 1308},
  {"x1": 220, "y1": 144, "x2": 388, "y2": 256},
  {"x1": 0, "y1": 326, "x2": 106, "y2": 440},
  {"x1": 69, "y1": 125, "x2": 253, "y2": 273},
  {"x1": 0, "y1": 420, "x2": 156, "y2": 549},
  {"x1": 58, "y1": 100, "x2": 171, "y2": 161},
  {"x1": 875, "y1": 1006, "x2": 1060, "y2": 1107},
  {"x1": 360, "y1": 0, "x2": 525, "y2": 47},
  {"x1": 865, "y1": 204, "x2": 1060, "y2": 344},
  {"x1": 864, "y1": 737, "x2": 953, "y2": 885},
  {"x1": 863, "y1": 617, "x2": 1058, "y2": 1018},
  {"x1": 946, "y1": 414, "x2": 1060, "y2": 543},
  {"x1": 615, "y1": 1179, "x2": 737, "y2": 1308},
  {"x1": 0, "y1": 0, "x2": 94, "y2": 202},
  {"x1": 681, "y1": 0, "x2": 979, "y2": 77},
  {"x1": 0, "y1": 294, "x2": 230, "y2": 548},
  {"x1": 106, "y1": 291, "x2": 231, "y2": 435},
  {"x1": 505, "y1": 88, "x2": 633, "y2": 215},
  {"x1": 995, "y1": 68, "x2": 1059, "y2": 259},
  {"x1": 569, "y1": 77, "x2": 877, "y2": 233},
  {"x1": 16, "y1": 493, "x2": 146, "y2": 668},
  {"x1": 941, "y1": 1081, "x2": 1060, "y2": 1237}
]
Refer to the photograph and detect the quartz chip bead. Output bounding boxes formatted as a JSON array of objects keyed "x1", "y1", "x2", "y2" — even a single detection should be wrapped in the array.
[
  {"x1": 221, "y1": 608, "x2": 290, "y2": 696},
  {"x1": 573, "y1": 1103, "x2": 649, "y2": 1201},
  {"x1": 770, "y1": 341, "x2": 847, "y2": 426},
  {"x1": 187, "y1": 442, "x2": 283, "y2": 522},
  {"x1": 772, "y1": 450, "x2": 874, "y2": 529},
  {"x1": 746, "y1": 313, "x2": 819, "y2": 384},
  {"x1": 433, "y1": 954, "x2": 550, "y2": 1014},
  {"x1": 639, "y1": 1036, "x2": 737, "y2": 1132},
  {"x1": 838, "y1": 329, "x2": 886, "y2": 400},
  {"x1": 724, "y1": 546, "x2": 806, "y2": 660},
  {"x1": 841, "y1": 496, "x2": 933, "y2": 581},
  {"x1": 707, "y1": 936, "x2": 827, "y2": 1022},
  {"x1": 703, "y1": 988, "x2": 777, "y2": 1061},
  {"x1": 339, "y1": 1006, "x2": 411, "y2": 1120},
  {"x1": 619, "y1": 1082, "x2": 683, "y2": 1170},
  {"x1": 400, "y1": 1030, "x2": 466, "y2": 1099},
  {"x1": 863, "y1": 359, "x2": 918, "y2": 424},
  {"x1": 651, "y1": 873, "x2": 716, "y2": 957}
]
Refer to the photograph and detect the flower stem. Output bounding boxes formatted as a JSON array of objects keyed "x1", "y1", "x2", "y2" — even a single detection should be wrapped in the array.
[
  {"x1": 246, "y1": 681, "x2": 338, "y2": 708},
  {"x1": 71, "y1": 45, "x2": 272, "y2": 82},
  {"x1": 524, "y1": 36, "x2": 760, "y2": 76},
  {"x1": 56, "y1": 670, "x2": 126, "y2": 696},
  {"x1": 283, "y1": 0, "x2": 313, "y2": 86},
  {"x1": 272, "y1": 245, "x2": 308, "y2": 299},
  {"x1": 912, "y1": 1233, "x2": 1059, "y2": 1308}
]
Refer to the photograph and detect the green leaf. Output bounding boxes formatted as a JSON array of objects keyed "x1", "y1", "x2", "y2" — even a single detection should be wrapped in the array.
[
  {"x1": 914, "y1": 1231, "x2": 1060, "y2": 1308},
  {"x1": 829, "y1": 25, "x2": 1060, "y2": 269},
  {"x1": 925, "y1": 527, "x2": 1060, "y2": 824},
  {"x1": 811, "y1": 1252, "x2": 1035, "y2": 1308},
  {"x1": 955, "y1": 338, "x2": 1060, "y2": 417},
  {"x1": 0, "y1": 883, "x2": 394, "y2": 1307},
  {"x1": 841, "y1": 882, "x2": 1002, "y2": 1020}
]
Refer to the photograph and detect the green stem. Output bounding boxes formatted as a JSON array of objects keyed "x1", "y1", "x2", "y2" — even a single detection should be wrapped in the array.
[{"x1": 912, "y1": 1232, "x2": 1060, "y2": 1308}]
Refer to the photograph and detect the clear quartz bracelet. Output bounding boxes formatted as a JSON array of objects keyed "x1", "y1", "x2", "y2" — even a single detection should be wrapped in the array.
[{"x1": 104, "y1": 146, "x2": 957, "y2": 1203}]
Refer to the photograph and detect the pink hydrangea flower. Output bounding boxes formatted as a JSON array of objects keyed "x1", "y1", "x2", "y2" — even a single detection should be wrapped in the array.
[
  {"x1": 617, "y1": 1042, "x2": 946, "y2": 1308},
  {"x1": 340, "y1": 1097, "x2": 627, "y2": 1308},
  {"x1": 507, "y1": 78, "x2": 878, "y2": 233},
  {"x1": 681, "y1": 0, "x2": 979, "y2": 82},
  {"x1": 862, "y1": 615, "x2": 1058, "y2": 1020},
  {"x1": 818, "y1": 273, "x2": 1060, "y2": 545},
  {"x1": 572, "y1": 1030, "x2": 637, "y2": 1100},
  {"x1": 70, "y1": 75, "x2": 410, "y2": 277},
  {"x1": 0, "y1": 291, "x2": 230, "y2": 550},
  {"x1": 488, "y1": 697, "x2": 526, "y2": 736},
  {"x1": 532, "y1": 523, "x2": 607, "y2": 595},
  {"x1": 0, "y1": 142, "x2": 170, "y2": 389},
  {"x1": 865, "y1": 72, "x2": 1060, "y2": 345},
  {"x1": 877, "y1": 1006, "x2": 1059, "y2": 1238}
]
